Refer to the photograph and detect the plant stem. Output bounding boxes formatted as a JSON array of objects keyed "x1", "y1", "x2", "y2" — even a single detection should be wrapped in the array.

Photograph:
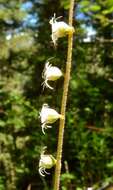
[{"x1": 53, "y1": 1, "x2": 75, "y2": 190}]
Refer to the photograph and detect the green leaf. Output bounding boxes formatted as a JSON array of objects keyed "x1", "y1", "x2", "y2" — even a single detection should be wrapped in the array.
[
  {"x1": 0, "y1": 120, "x2": 6, "y2": 127},
  {"x1": 80, "y1": 0, "x2": 90, "y2": 7},
  {"x1": 89, "y1": 4, "x2": 101, "y2": 12},
  {"x1": 60, "y1": 0, "x2": 70, "y2": 10},
  {"x1": 107, "y1": 161, "x2": 113, "y2": 169}
]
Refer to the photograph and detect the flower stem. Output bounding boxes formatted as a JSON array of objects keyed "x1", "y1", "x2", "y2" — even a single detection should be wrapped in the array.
[{"x1": 53, "y1": 1, "x2": 75, "y2": 190}]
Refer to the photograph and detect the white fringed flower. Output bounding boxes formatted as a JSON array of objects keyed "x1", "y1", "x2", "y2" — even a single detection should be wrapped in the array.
[
  {"x1": 42, "y1": 59, "x2": 63, "y2": 90},
  {"x1": 39, "y1": 147, "x2": 56, "y2": 176},
  {"x1": 49, "y1": 13, "x2": 74, "y2": 46},
  {"x1": 40, "y1": 104, "x2": 63, "y2": 134}
]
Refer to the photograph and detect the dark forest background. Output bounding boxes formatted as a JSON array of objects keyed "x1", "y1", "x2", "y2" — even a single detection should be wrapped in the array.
[{"x1": 0, "y1": 0, "x2": 113, "y2": 189}]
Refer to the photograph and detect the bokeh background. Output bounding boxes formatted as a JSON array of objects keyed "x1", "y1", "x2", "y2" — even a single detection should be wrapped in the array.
[{"x1": 0, "y1": 0, "x2": 113, "y2": 189}]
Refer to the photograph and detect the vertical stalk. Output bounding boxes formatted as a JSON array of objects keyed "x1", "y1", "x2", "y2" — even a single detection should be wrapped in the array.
[{"x1": 54, "y1": 1, "x2": 75, "y2": 190}]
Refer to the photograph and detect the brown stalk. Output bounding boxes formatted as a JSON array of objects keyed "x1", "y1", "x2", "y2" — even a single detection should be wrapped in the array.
[{"x1": 53, "y1": 1, "x2": 75, "y2": 190}]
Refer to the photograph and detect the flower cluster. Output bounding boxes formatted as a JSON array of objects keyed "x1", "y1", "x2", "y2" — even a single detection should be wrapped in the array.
[
  {"x1": 39, "y1": 13, "x2": 74, "y2": 176},
  {"x1": 40, "y1": 103, "x2": 63, "y2": 134},
  {"x1": 49, "y1": 13, "x2": 74, "y2": 46},
  {"x1": 39, "y1": 147, "x2": 56, "y2": 176},
  {"x1": 42, "y1": 59, "x2": 63, "y2": 90}
]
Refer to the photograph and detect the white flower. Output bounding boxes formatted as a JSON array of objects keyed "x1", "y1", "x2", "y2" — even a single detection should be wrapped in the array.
[
  {"x1": 42, "y1": 59, "x2": 63, "y2": 90},
  {"x1": 49, "y1": 13, "x2": 74, "y2": 46},
  {"x1": 40, "y1": 104, "x2": 63, "y2": 134},
  {"x1": 39, "y1": 147, "x2": 56, "y2": 176}
]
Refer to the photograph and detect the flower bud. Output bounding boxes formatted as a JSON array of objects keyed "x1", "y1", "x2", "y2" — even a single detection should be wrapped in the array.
[
  {"x1": 39, "y1": 147, "x2": 56, "y2": 176},
  {"x1": 40, "y1": 104, "x2": 63, "y2": 134},
  {"x1": 42, "y1": 60, "x2": 63, "y2": 89},
  {"x1": 49, "y1": 13, "x2": 74, "y2": 46}
]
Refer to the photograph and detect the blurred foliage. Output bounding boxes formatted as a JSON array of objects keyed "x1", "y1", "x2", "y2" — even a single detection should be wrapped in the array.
[{"x1": 0, "y1": 0, "x2": 113, "y2": 189}]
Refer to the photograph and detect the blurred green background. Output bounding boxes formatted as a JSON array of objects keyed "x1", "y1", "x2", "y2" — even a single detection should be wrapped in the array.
[{"x1": 0, "y1": 0, "x2": 113, "y2": 189}]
